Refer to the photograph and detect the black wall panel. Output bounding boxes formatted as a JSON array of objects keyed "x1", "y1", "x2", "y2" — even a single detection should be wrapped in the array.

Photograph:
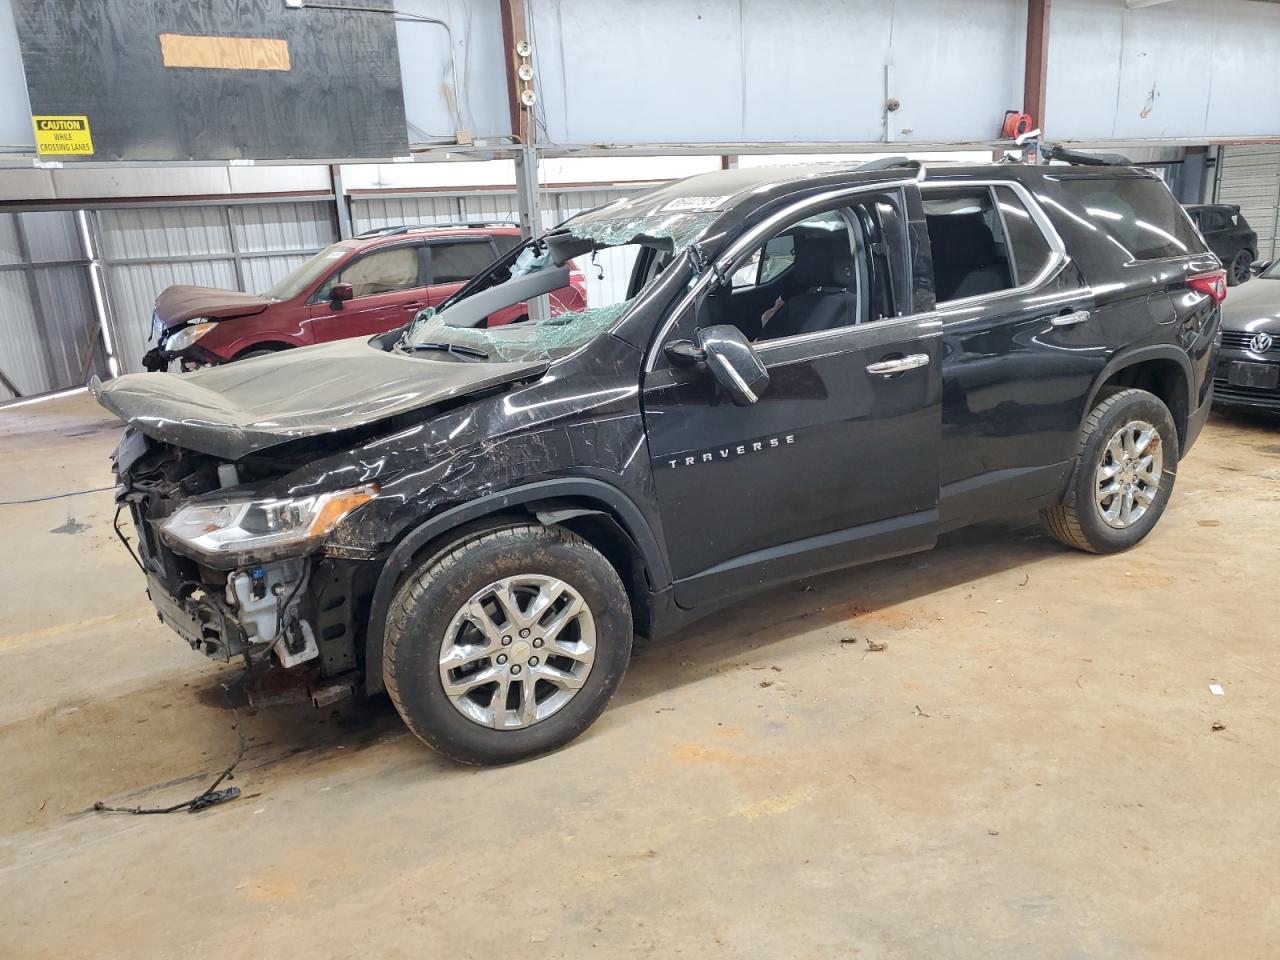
[{"x1": 13, "y1": 0, "x2": 408, "y2": 161}]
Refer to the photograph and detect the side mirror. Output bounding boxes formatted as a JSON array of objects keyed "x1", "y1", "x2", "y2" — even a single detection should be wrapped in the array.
[
  {"x1": 329, "y1": 282, "x2": 354, "y2": 306},
  {"x1": 698, "y1": 324, "x2": 769, "y2": 405},
  {"x1": 1251, "y1": 259, "x2": 1274, "y2": 276}
]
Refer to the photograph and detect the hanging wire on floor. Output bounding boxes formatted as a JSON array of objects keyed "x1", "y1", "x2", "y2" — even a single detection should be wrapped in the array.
[
  {"x1": 92, "y1": 671, "x2": 249, "y2": 815},
  {"x1": 0, "y1": 485, "x2": 114, "y2": 506}
]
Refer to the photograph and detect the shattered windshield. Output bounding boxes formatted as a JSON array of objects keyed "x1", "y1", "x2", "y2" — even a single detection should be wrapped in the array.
[{"x1": 398, "y1": 207, "x2": 718, "y2": 363}]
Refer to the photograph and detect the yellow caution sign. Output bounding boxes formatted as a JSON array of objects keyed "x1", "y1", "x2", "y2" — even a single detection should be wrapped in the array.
[{"x1": 32, "y1": 116, "x2": 94, "y2": 156}]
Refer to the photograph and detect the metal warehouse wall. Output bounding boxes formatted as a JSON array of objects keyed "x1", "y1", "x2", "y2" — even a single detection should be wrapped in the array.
[
  {"x1": 529, "y1": 0, "x2": 1026, "y2": 145},
  {"x1": 0, "y1": 211, "x2": 100, "y2": 402},
  {"x1": 1047, "y1": 0, "x2": 1280, "y2": 142},
  {"x1": 7, "y1": 0, "x2": 1280, "y2": 157},
  {"x1": 1215, "y1": 145, "x2": 1280, "y2": 260}
]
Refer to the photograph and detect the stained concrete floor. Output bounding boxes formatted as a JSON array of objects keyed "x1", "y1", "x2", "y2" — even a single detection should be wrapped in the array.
[{"x1": 0, "y1": 391, "x2": 1277, "y2": 959}]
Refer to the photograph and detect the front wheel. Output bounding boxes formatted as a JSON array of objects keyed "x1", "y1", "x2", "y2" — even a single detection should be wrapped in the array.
[
  {"x1": 383, "y1": 524, "x2": 632, "y2": 765},
  {"x1": 1040, "y1": 388, "x2": 1180, "y2": 554}
]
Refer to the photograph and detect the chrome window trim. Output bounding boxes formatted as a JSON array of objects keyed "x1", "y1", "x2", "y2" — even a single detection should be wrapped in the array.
[
  {"x1": 917, "y1": 178, "x2": 1068, "y2": 314},
  {"x1": 754, "y1": 313, "x2": 943, "y2": 358},
  {"x1": 642, "y1": 177, "x2": 919, "y2": 373}
]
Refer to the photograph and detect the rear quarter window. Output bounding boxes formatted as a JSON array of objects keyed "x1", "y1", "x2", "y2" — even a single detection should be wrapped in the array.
[{"x1": 1056, "y1": 176, "x2": 1205, "y2": 262}]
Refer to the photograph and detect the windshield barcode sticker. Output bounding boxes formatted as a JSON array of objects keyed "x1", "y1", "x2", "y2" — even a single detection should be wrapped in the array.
[{"x1": 660, "y1": 196, "x2": 730, "y2": 213}]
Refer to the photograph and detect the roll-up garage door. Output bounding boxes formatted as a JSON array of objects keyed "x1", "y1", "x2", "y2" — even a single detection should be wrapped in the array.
[{"x1": 1215, "y1": 145, "x2": 1280, "y2": 259}]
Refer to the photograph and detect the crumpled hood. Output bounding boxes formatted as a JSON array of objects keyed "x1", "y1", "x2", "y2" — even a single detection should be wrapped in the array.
[
  {"x1": 154, "y1": 284, "x2": 273, "y2": 328},
  {"x1": 91, "y1": 338, "x2": 548, "y2": 460}
]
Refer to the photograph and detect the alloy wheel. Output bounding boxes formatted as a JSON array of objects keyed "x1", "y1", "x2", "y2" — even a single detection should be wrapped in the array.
[
  {"x1": 1232, "y1": 252, "x2": 1251, "y2": 285},
  {"x1": 438, "y1": 574, "x2": 596, "y2": 729},
  {"x1": 1095, "y1": 419, "x2": 1163, "y2": 529}
]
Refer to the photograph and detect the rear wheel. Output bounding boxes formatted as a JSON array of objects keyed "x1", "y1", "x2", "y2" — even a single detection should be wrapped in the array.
[
  {"x1": 1228, "y1": 249, "x2": 1252, "y2": 286},
  {"x1": 384, "y1": 524, "x2": 632, "y2": 765},
  {"x1": 1040, "y1": 388, "x2": 1180, "y2": 554}
]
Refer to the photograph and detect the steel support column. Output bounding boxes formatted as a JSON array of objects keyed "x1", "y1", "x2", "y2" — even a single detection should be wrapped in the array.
[
  {"x1": 1023, "y1": 0, "x2": 1051, "y2": 132},
  {"x1": 330, "y1": 164, "x2": 353, "y2": 240}
]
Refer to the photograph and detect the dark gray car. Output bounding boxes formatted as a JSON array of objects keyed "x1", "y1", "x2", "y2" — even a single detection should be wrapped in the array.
[
  {"x1": 1185, "y1": 204, "x2": 1257, "y2": 286},
  {"x1": 1214, "y1": 259, "x2": 1280, "y2": 411}
]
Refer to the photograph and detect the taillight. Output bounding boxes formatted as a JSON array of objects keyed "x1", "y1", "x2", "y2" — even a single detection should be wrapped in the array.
[{"x1": 1188, "y1": 270, "x2": 1227, "y2": 304}]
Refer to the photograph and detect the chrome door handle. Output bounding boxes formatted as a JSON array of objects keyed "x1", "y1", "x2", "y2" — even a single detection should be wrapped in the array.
[
  {"x1": 1051, "y1": 309, "x2": 1091, "y2": 328},
  {"x1": 866, "y1": 353, "x2": 930, "y2": 375}
]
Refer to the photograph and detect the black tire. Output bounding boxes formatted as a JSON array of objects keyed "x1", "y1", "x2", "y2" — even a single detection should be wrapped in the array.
[
  {"x1": 1040, "y1": 388, "x2": 1180, "y2": 554},
  {"x1": 1227, "y1": 250, "x2": 1252, "y2": 287},
  {"x1": 235, "y1": 347, "x2": 288, "y2": 361},
  {"x1": 384, "y1": 524, "x2": 632, "y2": 765}
]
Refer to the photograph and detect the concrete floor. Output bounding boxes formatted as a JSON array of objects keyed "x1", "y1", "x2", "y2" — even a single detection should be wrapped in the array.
[{"x1": 1, "y1": 392, "x2": 1277, "y2": 959}]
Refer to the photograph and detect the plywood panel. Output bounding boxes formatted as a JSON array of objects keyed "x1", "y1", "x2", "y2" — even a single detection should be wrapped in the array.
[
  {"x1": 158, "y1": 34, "x2": 291, "y2": 72},
  {"x1": 12, "y1": 0, "x2": 407, "y2": 160}
]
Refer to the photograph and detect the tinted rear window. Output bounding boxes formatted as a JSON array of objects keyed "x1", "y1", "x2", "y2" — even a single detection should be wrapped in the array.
[{"x1": 1057, "y1": 176, "x2": 1204, "y2": 262}]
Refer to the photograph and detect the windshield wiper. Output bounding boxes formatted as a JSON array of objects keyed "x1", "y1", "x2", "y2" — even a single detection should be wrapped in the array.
[{"x1": 402, "y1": 341, "x2": 489, "y2": 360}]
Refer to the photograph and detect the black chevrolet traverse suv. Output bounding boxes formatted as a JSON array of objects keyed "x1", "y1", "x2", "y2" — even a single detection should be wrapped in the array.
[{"x1": 95, "y1": 158, "x2": 1223, "y2": 764}]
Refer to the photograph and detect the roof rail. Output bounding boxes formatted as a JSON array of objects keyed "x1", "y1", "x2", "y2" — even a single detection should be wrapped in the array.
[
  {"x1": 857, "y1": 156, "x2": 920, "y2": 174},
  {"x1": 355, "y1": 225, "x2": 413, "y2": 238},
  {"x1": 1040, "y1": 143, "x2": 1133, "y2": 167},
  {"x1": 354, "y1": 221, "x2": 519, "y2": 240}
]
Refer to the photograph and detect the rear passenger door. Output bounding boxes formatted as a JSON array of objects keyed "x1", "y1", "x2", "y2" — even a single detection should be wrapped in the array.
[{"x1": 917, "y1": 181, "x2": 1101, "y2": 528}]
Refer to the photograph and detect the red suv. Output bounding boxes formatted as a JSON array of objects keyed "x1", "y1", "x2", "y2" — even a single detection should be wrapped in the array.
[{"x1": 142, "y1": 223, "x2": 588, "y2": 371}]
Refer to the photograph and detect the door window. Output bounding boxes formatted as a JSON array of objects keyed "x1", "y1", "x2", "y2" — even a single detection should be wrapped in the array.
[
  {"x1": 320, "y1": 246, "x2": 422, "y2": 300},
  {"x1": 698, "y1": 209, "x2": 870, "y2": 343},
  {"x1": 921, "y1": 188, "x2": 1016, "y2": 303},
  {"x1": 993, "y1": 186, "x2": 1055, "y2": 285},
  {"x1": 431, "y1": 241, "x2": 497, "y2": 283}
]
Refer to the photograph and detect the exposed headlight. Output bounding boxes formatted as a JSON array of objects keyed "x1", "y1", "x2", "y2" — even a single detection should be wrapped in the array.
[
  {"x1": 159, "y1": 483, "x2": 379, "y2": 562},
  {"x1": 166, "y1": 321, "x2": 217, "y2": 352}
]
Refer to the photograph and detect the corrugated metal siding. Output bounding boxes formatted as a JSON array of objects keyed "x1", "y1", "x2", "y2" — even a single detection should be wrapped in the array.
[
  {"x1": 0, "y1": 271, "x2": 45, "y2": 401},
  {"x1": 0, "y1": 211, "x2": 98, "y2": 402},
  {"x1": 0, "y1": 216, "x2": 20, "y2": 266},
  {"x1": 233, "y1": 201, "x2": 335, "y2": 253},
  {"x1": 20, "y1": 212, "x2": 82, "y2": 263},
  {"x1": 1216, "y1": 145, "x2": 1280, "y2": 259},
  {"x1": 32, "y1": 266, "x2": 104, "y2": 388},
  {"x1": 98, "y1": 206, "x2": 232, "y2": 260}
]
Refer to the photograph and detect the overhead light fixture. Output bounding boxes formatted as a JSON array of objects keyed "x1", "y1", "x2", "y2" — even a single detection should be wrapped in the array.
[{"x1": 514, "y1": 39, "x2": 535, "y2": 113}]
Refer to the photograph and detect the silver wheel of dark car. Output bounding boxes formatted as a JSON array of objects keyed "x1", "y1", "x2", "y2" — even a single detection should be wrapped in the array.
[
  {"x1": 1094, "y1": 419, "x2": 1163, "y2": 529},
  {"x1": 384, "y1": 523, "x2": 632, "y2": 765},
  {"x1": 1041, "y1": 388, "x2": 1179, "y2": 554},
  {"x1": 438, "y1": 574, "x2": 596, "y2": 729}
]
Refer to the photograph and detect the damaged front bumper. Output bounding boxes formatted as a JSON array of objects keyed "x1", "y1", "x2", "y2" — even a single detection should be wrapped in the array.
[{"x1": 139, "y1": 551, "x2": 318, "y2": 668}]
